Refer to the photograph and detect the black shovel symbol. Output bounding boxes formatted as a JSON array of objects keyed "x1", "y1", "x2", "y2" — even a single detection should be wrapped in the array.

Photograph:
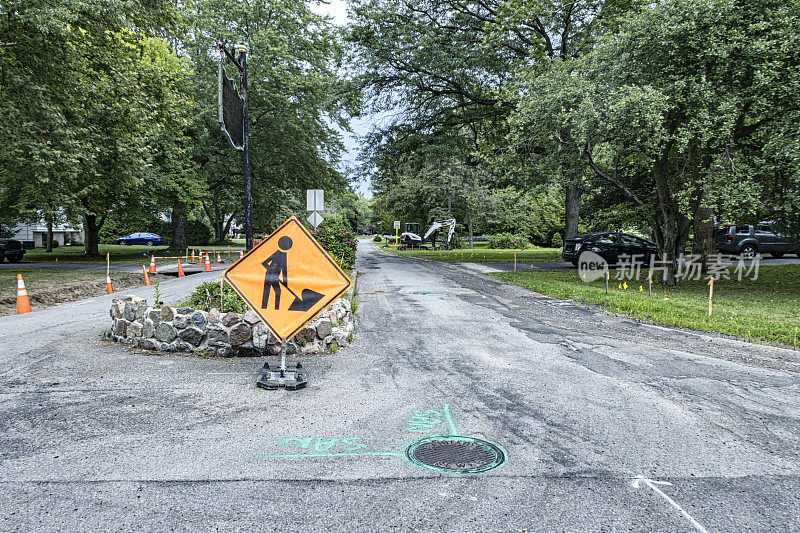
[{"x1": 261, "y1": 236, "x2": 324, "y2": 312}]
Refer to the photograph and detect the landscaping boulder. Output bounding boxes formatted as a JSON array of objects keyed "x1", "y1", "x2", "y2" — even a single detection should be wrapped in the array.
[
  {"x1": 229, "y1": 323, "x2": 252, "y2": 346},
  {"x1": 128, "y1": 321, "x2": 143, "y2": 338},
  {"x1": 221, "y1": 313, "x2": 241, "y2": 327},
  {"x1": 155, "y1": 323, "x2": 177, "y2": 343},
  {"x1": 316, "y1": 318, "x2": 332, "y2": 339},
  {"x1": 160, "y1": 306, "x2": 177, "y2": 322},
  {"x1": 243, "y1": 310, "x2": 260, "y2": 325},
  {"x1": 172, "y1": 315, "x2": 190, "y2": 329},
  {"x1": 191, "y1": 311, "x2": 207, "y2": 329},
  {"x1": 207, "y1": 326, "x2": 229, "y2": 347},
  {"x1": 179, "y1": 327, "x2": 204, "y2": 346}
]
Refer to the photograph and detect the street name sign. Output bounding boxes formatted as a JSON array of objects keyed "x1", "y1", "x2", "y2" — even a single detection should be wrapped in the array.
[{"x1": 224, "y1": 216, "x2": 352, "y2": 341}]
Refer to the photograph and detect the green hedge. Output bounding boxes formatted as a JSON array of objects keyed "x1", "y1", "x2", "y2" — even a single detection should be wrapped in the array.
[
  {"x1": 313, "y1": 218, "x2": 357, "y2": 270},
  {"x1": 486, "y1": 233, "x2": 530, "y2": 249},
  {"x1": 373, "y1": 234, "x2": 382, "y2": 242}
]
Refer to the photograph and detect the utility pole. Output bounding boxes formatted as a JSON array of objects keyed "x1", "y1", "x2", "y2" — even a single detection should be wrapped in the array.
[{"x1": 235, "y1": 43, "x2": 253, "y2": 251}]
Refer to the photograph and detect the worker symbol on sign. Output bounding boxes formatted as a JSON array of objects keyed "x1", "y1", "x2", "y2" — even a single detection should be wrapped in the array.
[{"x1": 261, "y1": 236, "x2": 324, "y2": 312}]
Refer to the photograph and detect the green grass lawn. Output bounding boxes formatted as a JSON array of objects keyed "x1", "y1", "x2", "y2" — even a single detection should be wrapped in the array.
[
  {"x1": 375, "y1": 240, "x2": 562, "y2": 263},
  {"x1": 489, "y1": 265, "x2": 800, "y2": 348},
  {"x1": 21, "y1": 243, "x2": 245, "y2": 264},
  {"x1": 23, "y1": 244, "x2": 170, "y2": 264}
]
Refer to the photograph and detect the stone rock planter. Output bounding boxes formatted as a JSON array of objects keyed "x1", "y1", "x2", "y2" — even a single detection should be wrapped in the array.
[{"x1": 106, "y1": 295, "x2": 355, "y2": 357}]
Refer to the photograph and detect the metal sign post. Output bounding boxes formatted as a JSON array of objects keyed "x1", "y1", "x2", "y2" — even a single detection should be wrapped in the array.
[
  {"x1": 237, "y1": 44, "x2": 253, "y2": 252},
  {"x1": 394, "y1": 220, "x2": 400, "y2": 248}
]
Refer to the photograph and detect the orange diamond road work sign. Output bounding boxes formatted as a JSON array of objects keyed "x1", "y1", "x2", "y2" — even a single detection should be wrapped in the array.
[{"x1": 224, "y1": 216, "x2": 352, "y2": 341}]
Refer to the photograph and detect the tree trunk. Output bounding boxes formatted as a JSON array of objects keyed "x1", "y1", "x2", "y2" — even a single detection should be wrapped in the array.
[
  {"x1": 468, "y1": 216, "x2": 474, "y2": 248},
  {"x1": 45, "y1": 215, "x2": 53, "y2": 253},
  {"x1": 84, "y1": 214, "x2": 101, "y2": 257},
  {"x1": 652, "y1": 162, "x2": 691, "y2": 286},
  {"x1": 693, "y1": 187, "x2": 715, "y2": 270},
  {"x1": 564, "y1": 182, "x2": 583, "y2": 240},
  {"x1": 171, "y1": 211, "x2": 187, "y2": 252}
]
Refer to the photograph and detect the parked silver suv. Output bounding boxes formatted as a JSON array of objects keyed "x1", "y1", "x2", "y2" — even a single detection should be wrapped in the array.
[{"x1": 715, "y1": 222, "x2": 800, "y2": 258}]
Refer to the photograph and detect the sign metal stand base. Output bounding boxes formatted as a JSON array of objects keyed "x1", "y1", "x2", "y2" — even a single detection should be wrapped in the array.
[{"x1": 256, "y1": 339, "x2": 307, "y2": 390}]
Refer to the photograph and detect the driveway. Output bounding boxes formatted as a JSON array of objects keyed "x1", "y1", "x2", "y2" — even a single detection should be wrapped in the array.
[{"x1": 0, "y1": 241, "x2": 797, "y2": 531}]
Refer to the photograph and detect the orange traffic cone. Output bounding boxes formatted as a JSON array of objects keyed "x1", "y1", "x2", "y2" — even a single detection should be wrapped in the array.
[
  {"x1": 142, "y1": 265, "x2": 151, "y2": 286},
  {"x1": 148, "y1": 255, "x2": 157, "y2": 274},
  {"x1": 190, "y1": 250, "x2": 195, "y2": 264},
  {"x1": 239, "y1": 250, "x2": 244, "y2": 259},
  {"x1": 16, "y1": 274, "x2": 31, "y2": 314},
  {"x1": 216, "y1": 252, "x2": 223, "y2": 263},
  {"x1": 204, "y1": 254, "x2": 212, "y2": 272},
  {"x1": 106, "y1": 275, "x2": 114, "y2": 294},
  {"x1": 177, "y1": 261, "x2": 185, "y2": 278}
]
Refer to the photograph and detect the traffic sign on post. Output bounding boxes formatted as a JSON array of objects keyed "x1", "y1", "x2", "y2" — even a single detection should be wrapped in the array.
[
  {"x1": 307, "y1": 189, "x2": 324, "y2": 229},
  {"x1": 224, "y1": 216, "x2": 352, "y2": 390},
  {"x1": 394, "y1": 220, "x2": 400, "y2": 230},
  {"x1": 224, "y1": 215, "x2": 352, "y2": 341}
]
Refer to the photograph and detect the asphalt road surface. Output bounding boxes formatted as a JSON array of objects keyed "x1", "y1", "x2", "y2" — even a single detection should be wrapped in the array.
[{"x1": 1, "y1": 241, "x2": 798, "y2": 531}]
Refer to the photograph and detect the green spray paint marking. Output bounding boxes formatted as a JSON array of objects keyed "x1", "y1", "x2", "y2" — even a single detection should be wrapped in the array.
[
  {"x1": 280, "y1": 437, "x2": 367, "y2": 452},
  {"x1": 405, "y1": 410, "x2": 444, "y2": 433},
  {"x1": 442, "y1": 403, "x2": 459, "y2": 436},
  {"x1": 257, "y1": 451, "x2": 402, "y2": 459}
]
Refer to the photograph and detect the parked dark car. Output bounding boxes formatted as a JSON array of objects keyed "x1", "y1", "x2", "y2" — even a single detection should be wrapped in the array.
[
  {"x1": 563, "y1": 232, "x2": 658, "y2": 267},
  {"x1": 715, "y1": 222, "x2": 800, "y2": 258},
  {"x1": 114, "y1": 232, "x2": 164, "y2": 246},
  {"x1": 0, "y1": 238, "x2": 26, "y2": 263}
]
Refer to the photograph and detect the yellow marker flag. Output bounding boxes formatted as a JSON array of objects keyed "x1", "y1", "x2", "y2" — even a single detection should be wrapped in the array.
[
  {"x1": 639, "y1": 285, "x2": 643, "y2": 292},
  {"x1": 618, "y1": 283, "x2": 622, "y2": 289},
  {"x1": 623, "y1": 281, "x2": 628, "y2": 290}
]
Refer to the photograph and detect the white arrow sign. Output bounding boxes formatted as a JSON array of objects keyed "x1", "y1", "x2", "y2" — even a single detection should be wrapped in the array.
[
  {"x1": 307, "y1": 211, "x2": 324, "y2": 229},
  {"x1": 631, "y1": 476, "x2": 708, "y2": 533}
]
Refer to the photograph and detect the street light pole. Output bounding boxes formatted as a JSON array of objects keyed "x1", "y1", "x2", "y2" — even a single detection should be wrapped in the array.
[{"x1": 236, "y1": 43, "x2": 253, "y2": 251}]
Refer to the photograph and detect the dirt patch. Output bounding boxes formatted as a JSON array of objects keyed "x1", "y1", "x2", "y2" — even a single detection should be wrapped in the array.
[{"x1": 0, "y1": 273, "x2": 147, "y2": 316}]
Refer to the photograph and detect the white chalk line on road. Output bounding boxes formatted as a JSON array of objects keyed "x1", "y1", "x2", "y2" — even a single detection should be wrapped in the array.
[{"x1": 632, "y1": 475, "x2": 709, "y2": 533}]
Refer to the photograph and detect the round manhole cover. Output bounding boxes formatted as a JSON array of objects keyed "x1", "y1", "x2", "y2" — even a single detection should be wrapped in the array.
[{"x1": 405, "y1": 435, "x2": 506, "y2": 474}]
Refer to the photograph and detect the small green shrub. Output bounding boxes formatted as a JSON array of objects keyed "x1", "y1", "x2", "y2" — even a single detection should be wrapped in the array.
[
  {"x1": 313, "y1": 218, "x2": 357, "y2": 270},
  {"x1": 180, "y1": 281, "x2": 247, "y2": 313},
  {"x1": 373, "y1": 234, "x2": 382, "y2": 242},
  {"x1": 551, "y1": 233, "x2": 564, "y2": 249},
  {"x1": 487, "y1": 233, "x2": 530, "y2": 249}
]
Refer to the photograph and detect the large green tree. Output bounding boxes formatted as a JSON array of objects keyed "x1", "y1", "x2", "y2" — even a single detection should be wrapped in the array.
[
  {"x1": 184, "y1": 0, "x2": 356, "y2": 237},
  {"x1": 509, "y1": 0, "x2": 800, "y2": 282}
]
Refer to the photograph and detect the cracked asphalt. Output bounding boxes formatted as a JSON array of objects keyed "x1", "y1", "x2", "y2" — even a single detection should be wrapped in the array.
[{"x1": 0, "y1": 240, "x2": 798, "y2": 531}]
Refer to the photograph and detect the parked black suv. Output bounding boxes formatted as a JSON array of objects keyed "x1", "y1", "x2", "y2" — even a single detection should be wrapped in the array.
[
  {"x1": 0, "y1": 238, "x2": 25, "y2": 263},
  {"x1": 563, "y1": 232, "x2": 658, "y2": 267},
  {"x1": 715, "y1": 222, "x2": 800, "y2": 258}
]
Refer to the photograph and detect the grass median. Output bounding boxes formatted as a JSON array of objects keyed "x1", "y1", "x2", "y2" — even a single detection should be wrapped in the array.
[
  {"x1": 489, "y1": 265, "x2": 800, "y2": 348},
  {"x1": 375, "y1": 240, "x2": 561, "y2": 263}
]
